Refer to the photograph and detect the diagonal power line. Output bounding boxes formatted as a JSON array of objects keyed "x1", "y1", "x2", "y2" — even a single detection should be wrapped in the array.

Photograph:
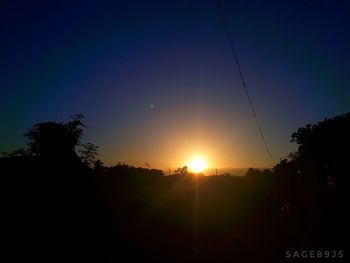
[{"x1": 215, "y1": 0, "x2": 274, "y2": 162}]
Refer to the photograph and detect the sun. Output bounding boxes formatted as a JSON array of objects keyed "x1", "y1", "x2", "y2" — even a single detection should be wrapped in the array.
[{"x1": 188, "y1": 157, "x2": 207, "y2": 173}]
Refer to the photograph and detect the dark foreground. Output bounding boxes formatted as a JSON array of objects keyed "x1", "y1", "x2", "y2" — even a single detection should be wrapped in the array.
[{"x1": 3, "y1": 158, "x2": 346, "y2": 262}]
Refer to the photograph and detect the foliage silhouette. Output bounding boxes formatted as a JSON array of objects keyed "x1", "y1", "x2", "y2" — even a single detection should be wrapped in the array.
[
  {"x1": 290, "y1": 112, "x2": 350, "y2": 185},
  {"x1": 174, "y1": 165, "x2": 189, "y2": 175},
  {"x1": 2, "y1": 114, "x2": 113, "y2": 262},
  {"x1": 25, "y1": 114, "x2": 84, "y2": 157},
  {"x1": 2, "y1": 112, "x2": 348, "y2": 262},
  {"x1": 245, "y1": 167, "x2": 262, "y2": 177}
]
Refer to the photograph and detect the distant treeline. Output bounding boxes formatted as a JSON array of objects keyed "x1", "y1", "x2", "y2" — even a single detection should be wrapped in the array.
[{"x1": 1, "y1": 112, "x2": 348, "y2": 262}]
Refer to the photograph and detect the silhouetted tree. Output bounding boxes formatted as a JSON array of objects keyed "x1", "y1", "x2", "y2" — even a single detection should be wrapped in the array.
[
  {"x1": 24, "y1": 114, "x2": 84, "y2": 157},
  {"x1": 174, "y1": 166, "x2": 188, "y2": 175},
  {"x1": 79, "y1": 142, "x2": 98, "y2": 168},
  {"x1": 245, "y1": 167, "x2": 262, "y2": 178},
  {"x1": 291, "y1": 112, "x2": 350, "y2": 185},
  {"x1": 262, "y1": 169, "x2": 273, "y2": 177},
  {"x1": 23, "y1": 114, "x2": 98, "y2": 168},
  {"x1": 2, "y1": 112, "x2": 347, "y2": 262},
  {"x1": 273, "y1": 158, "x2": 300, "y2": 201},
  {"x1": 93, "y1": 159, "x2": 105, "y2": 171}
]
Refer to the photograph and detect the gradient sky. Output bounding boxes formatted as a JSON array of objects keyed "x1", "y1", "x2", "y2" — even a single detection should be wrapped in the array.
[{"x1": 1, "y1": 0, "x2": 349, "y2": 170}]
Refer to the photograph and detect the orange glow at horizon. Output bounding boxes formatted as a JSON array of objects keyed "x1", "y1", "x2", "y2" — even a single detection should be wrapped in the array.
[
  {"x1": 100, "y1": 104, "x2": 278, "y2": 169},
  {"x1": 188, "y1": 157, "x2": 208, "y2": 173}
]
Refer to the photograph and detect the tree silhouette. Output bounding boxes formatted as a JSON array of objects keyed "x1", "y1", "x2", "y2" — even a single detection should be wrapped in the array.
[
  {"x1": 262, "y1": 169, "x2": 273, "y2": 177},
  {"x1": 1, "y1": 112, "x2": 347, "y2": 262},
  {"x1": 93, "y1": 159, "x2": 105, "y2": 171},
  {"x1": 79, "y1": 142, "x2": 98, "y2": 168},
  {"x1": 245, "y1": 167, "x2": 262, "y2": 178},
  {"x1": 174, "y1": 166, "x2": 188, "y2": 175},
  {"x1": 25, "y1": 114, "x2": 84, "y2": 156},
  {"x1": 291, "y1": 112, "x2": 350, "y2": 185},
  {"x1": 23, "y1": 114, "x2": 97, "y2": 167}
]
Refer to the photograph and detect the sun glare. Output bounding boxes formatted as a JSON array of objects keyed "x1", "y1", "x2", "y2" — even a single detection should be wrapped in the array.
[{"x1": 188, "y1": 157, "x2": 207, "y2": 173}]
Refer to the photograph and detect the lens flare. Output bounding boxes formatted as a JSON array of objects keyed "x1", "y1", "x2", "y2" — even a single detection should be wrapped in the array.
[{"x1": 188, "y1": 157, "x2": 207, "y2": 173}]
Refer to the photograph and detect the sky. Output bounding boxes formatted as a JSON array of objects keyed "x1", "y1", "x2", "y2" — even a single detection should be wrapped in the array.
[{"x1": 1, "y1": 0, "x2": 349, "y2": 170}]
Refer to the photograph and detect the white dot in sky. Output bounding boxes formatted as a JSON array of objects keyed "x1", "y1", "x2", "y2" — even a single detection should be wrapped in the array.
[{"x1": 150, "y1": 104, "x2": 154, "y2": 109}]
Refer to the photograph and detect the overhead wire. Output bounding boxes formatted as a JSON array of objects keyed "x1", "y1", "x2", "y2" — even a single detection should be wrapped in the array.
[{"x1": 215, "y1": 0, "x2": 274, "y2": 162}]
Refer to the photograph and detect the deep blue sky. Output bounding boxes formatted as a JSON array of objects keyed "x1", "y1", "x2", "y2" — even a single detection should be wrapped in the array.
[{"x1": 1, "y1": 0, "x2": 349, "y2": 169}]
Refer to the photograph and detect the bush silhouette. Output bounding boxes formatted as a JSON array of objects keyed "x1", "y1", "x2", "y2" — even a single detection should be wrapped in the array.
[{"x1": 2, "y1": 112, "x2": 348, "y2": 262}]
